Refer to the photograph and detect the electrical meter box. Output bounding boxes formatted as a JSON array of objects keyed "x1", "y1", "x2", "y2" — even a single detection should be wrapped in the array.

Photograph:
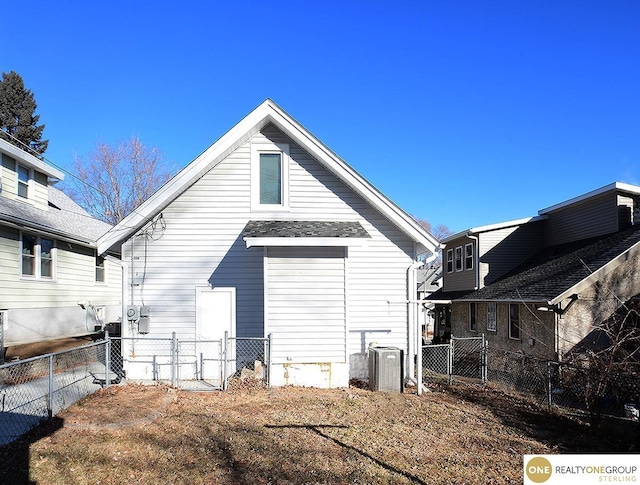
[
  {"x1": 368, "y1": 346, "x2": 403, "y2": 392},
  {"x1": 126, "y1": 305, "x2": 139, "y2": 321}
]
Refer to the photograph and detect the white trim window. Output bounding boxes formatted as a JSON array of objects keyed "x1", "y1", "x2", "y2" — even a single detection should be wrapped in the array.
[
  {"x1": 95, "y1": 252, "x2": 106, "y2": 283},
  {"x1": 469, "y1": 302, "x2": 477, "y2": 332},
  {"x1": 455, "y1": 246, "x2": 463, "y2": 272},
  {"x1": 251, "y1": 142, "x2": 290, "y2": 211},
  {"x1": 17, "y1": 164, "x2": 31, "y2": 199},
  {"x1": 487, "y1": 302, "x2": 496, "y2": 332},
  {"x1": 464, "y1": 242, "x2": 474, "y2": 271},
  {"x1": 446, "y1": 249, "x2": 453, "y2": 273},
  {"x1": 509, "y1": 303, "x2": 520, "y2": 340},
  {"x1": 21, "y1": 233, "x2": 55, "y2": 279}
]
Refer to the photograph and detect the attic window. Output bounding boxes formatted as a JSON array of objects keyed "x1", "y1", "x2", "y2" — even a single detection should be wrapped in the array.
[
  {"x1": 259, "y1": 153, "x2": 282, "y2": 204},
  {"x1": 17, "y1": 164, "x2": 31, "y2": 198},
  {"x1": 251, "y1": 142, "x2": 289, "y2": 211}
]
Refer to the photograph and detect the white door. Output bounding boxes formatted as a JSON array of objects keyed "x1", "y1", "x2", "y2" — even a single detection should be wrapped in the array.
[{"x1": 195, "y1": 287, "x2": 235, "y2": 379}]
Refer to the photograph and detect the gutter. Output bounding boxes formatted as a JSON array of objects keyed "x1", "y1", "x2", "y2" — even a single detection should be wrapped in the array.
[{"x1": 0, "y1": 216, "x2": 97, "y2": 247}]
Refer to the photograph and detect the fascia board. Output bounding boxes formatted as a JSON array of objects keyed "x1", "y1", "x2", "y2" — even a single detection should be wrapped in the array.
[
  {"x1": 442, "y1": 216, "x2": 548, "y2": 244},
  {"x1": 264, "y1": 102, "x2": 439, "y2": 253},
  {"x1": 549, "y1": 240, "x2": 640, "y2": 306},
  {"x1": 0, "y1": 139, "x2": 64, "y2": 180},
  {"x1": 97, "y1": 103, "x2": 272, "y2": 254},
  {"x1": 539, "y1": 182, "x2": 640, "y2": 215}
]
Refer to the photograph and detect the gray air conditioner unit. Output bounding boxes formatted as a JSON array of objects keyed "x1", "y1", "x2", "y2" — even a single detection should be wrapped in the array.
[{"x1": 369, "y1": 346, "x2": 403, "y2": 393}]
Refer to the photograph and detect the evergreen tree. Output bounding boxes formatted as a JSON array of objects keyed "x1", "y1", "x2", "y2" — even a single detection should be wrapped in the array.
[{"x1": 0, "y1": 71, "x2": 48, "y2": 156}]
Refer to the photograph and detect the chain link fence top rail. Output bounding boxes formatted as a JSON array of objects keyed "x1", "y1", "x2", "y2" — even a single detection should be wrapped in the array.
[{"x1": 0, "y1": 340, "x2": 109, "y2": 445}]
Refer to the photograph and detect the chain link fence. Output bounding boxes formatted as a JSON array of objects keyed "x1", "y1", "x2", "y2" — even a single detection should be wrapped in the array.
[
  {"x1": 0, "y1": 332, "x2": 272, "y2": 444},
  {"x1": 420, "y1": 337, "x2": 640, "y2": 420},
  {"x1": 0, "y1": 340, "x2": 110, "y2": 445}
]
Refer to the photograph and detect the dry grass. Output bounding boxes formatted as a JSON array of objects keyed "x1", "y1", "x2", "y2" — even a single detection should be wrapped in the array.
[{"x1": 1, "y1": 381, "x2": 637, "y2": 484}]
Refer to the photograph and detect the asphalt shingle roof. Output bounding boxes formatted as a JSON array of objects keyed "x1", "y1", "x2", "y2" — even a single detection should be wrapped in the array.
[
  {"x1": 243, "y1": 220, "x2": 371, "y2": 239},
  {"x1": 459, "y1": 225, "x2": 640, "y2": 302},
  {"x1": 0, "y1": 187, "x2": 111, "y2": 245}
]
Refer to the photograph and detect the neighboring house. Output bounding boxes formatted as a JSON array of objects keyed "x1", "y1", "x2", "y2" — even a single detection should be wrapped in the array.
[
  {"x1": 427, "y1": 182, "x2": 640, "y2": 360},
  {"x1": 97, "y1": 99, "x2": 439, "y2": 388},
  {"x1": 0, "y1": 138, "x2": 121, "y2": 360}
]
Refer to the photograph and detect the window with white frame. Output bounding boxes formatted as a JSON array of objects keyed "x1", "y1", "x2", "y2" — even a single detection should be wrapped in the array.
[
  {"x1": 446, "y1": 249, "x2": 453, "y2": 273},
  {"x1": 487, "y1": 302, "x2": 496, "y2": 332},
  {"x1": 465, "y1": 242, "x2": 474, "y2": 271},
  {"x1": 95, "y1": 253, "x2": 106, "y2": 283},
  {"x1": 509, "y1": 303, "x2": 520, "y2": 340},
  {"x1": 455, "y1": 246, "x2": 463, "y2": 271},
  {"x1": 251, "y1": 142, "x2": 290, "y2": 210},
  {"x1": 469, "y1": 302, "x2": 477, "y2": 331},
  {"x1": 17, "y1": 164, "x2": 31, "y2": 198},
  {"x1": 21, "y1": 233, "x2": 55, "y2": 279}
]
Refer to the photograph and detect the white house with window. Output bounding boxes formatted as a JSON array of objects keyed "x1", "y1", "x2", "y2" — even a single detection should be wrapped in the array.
[
  {"x1": 0, "y1": 138, "x2": 121, "y2": 361},
  {"x1": 97, "y1": 99, "x2": 440, "y2": 388}
]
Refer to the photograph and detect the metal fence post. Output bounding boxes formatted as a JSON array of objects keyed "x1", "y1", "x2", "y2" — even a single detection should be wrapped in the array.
[
  {"x1": 171, "y1": 332, "x2": 178, "y2": 388},
  {"x1": 223, "y1": 331, "x2": 229, "y2": 391},
  {"x1": 448, "y1": 336, "x2": 454, "y2": 384},
  {"x1": 105, "y1": 329, "x2": 111, "y2": 388},
  {"x1": 482, "y1": 336, "x2": 488, "y2": 383},
  {"x1": 547, "y1": 361, "x2": 553, "y2": 411},
  {"x1": 417, "y1": 339, "x2": 423, "y2": 396},
  {"x1": 267, "y1": 333, "x2": 272, "y2": 389},
  {"x1": 47, "y1": 355, "x2": 54, "y2": 418}
]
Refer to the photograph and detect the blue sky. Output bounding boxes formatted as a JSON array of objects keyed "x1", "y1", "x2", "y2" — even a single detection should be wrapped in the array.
[{"x1": 2, "y1": 1, "x2": 639, "y2": 233}]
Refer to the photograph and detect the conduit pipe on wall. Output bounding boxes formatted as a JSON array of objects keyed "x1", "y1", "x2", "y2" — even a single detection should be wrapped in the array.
[{"x1": 407, "y1": 249, "x2": 439, "y2": 388}]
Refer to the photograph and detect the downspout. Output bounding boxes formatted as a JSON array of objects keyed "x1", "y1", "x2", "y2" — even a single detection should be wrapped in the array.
[{"x1": 407, "y1": 249, "x2": 438, "y2": 388}]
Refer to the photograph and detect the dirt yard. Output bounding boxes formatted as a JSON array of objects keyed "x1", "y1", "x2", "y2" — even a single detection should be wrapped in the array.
[{"x1": 1, "y1": 381, "x2": 638, "y2": 484}]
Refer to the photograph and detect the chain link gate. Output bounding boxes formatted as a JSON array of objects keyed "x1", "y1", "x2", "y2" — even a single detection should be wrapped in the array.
[{"x1": 419, "y1": 335, "x2": 487, "y2": 393}]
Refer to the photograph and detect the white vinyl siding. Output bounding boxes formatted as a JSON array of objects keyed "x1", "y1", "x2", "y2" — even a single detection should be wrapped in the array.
[
  {"x1": 123, "y1": 125, "x2": 416, "y2": 357},
  {"x1": 266, "y1": 246, "x2": 346, "y2": 363},
  {"x1": 0, "y1": 225, "x2": 121, "y2": 309}
]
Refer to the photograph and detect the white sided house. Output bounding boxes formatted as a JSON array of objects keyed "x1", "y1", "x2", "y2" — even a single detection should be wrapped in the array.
[
  {"x1": 0, "y1": 138, "x2": 121, "y2": 360},
  {"x1": 98, "y1": 100, "x2": 439, "y2": 388}
]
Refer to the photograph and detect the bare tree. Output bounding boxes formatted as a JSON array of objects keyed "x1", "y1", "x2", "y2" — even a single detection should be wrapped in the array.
[
  {"x1": 69, "y1": 137, "x2": 172, "y2": 225},
  {"x1": 415, "y1": 217, "x2": 451, "y2": 266},
  {"x1": 561, "y1": 298, "x2": 640, "y2": 427},
  {"x1": 415, "y1": 217, "x2": 452, "y2": 241}
]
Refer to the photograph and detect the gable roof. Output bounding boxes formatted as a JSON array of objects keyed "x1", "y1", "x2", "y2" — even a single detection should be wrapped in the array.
[
  {"x1": 0, "y1": 186, "x2": 111, "y2": 245},
  {"x1": 456, "y1": 225, "x2": 640, "y2": 305},
  {"x1": 97, "y1": 99, "x2": 439, "y2": 255}
]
